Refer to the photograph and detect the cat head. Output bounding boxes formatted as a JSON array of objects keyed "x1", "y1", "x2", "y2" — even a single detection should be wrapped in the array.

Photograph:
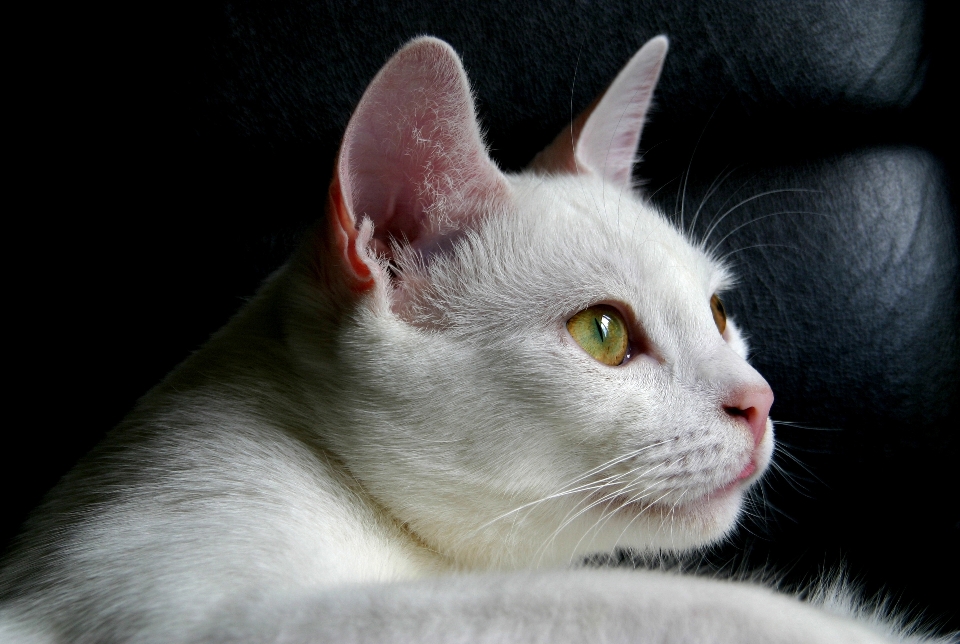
[{"x1": 289, "y1": 36, "x2": 774, "y2": 569}]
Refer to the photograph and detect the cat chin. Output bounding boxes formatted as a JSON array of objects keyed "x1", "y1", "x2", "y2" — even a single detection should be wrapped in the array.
[
  {"x1": 581, "y1": 437, "x2": 772, "y2": 554},
  {"x1": 613, "y1": 485, "x2": 747, "y2": 551},
  {"x1": 450, "y1": 482, "x2": 749, "y2": 570},
  {"x1": 511, "y1": 485, "x2": 748, "y2": 563}
]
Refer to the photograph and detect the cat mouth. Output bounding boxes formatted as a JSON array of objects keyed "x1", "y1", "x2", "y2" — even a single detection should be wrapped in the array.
[
  {"x1": 732, "y1": 460, "x2": 757, "y2": 484},
  {"x1": 659, "y1": 471, "x2": 758, "y2": 511},
  {"x1": 586, "y1": 460, "x2": 759, "y2": 519},
  {"x1": 706, "y1": 461, "x2": 758, "y2": 498}
]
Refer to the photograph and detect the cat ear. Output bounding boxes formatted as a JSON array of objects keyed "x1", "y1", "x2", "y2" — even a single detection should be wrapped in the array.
[
  {"x1": 529, "y1": 35, "x2": 668, "y2": 188},
  {"x1": 327, "y1": 37, "x2": 509, "y2": 292}
]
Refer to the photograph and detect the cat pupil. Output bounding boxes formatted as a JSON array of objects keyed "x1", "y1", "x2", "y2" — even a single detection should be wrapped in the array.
[{"x1": 595, "y1": 315, "x2": 610, "y2": 342}]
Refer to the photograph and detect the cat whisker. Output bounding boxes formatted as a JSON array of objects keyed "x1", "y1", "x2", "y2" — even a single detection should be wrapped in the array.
[
  {"x1": 774, "y1": 420, "x2": 843, "y2": 432},
  {"x1": 766, "y1": 457, "x2": 810, "y2": 495},
  {"x1": 536, "y1": 461, "x2": 674, "y2": 565},
  {"x1": 686, "y1": 163, "x2": 740, "y2": 238},
  {"x1": 559, "y1": 460, "x2": 677, "y2": 553},
  {"x1": 647, "y1": 172, "x2": 680, "y2": 202},
  {"x1": 733, "y1": 507, "x2": 765, "y2": 540},
  {"x1": 678, "y1": 98, "x2": 727, "y2": 235},
  {"x1": 754, "y1": 474, "x2": 777, "y2": 528},
  {"x1": 568, "y1": 479, "x2": 670, "y2": 565},
  {"x1": 765, "y1": 447, "x2": 821, "y2": 500},
  {"x1": 543, "y1": 468, "x2": 662, "y2": 545},
  {"x1": 669, "y1": 491, "x2": 689, "y2": 544},
  {"x1": 773, "y1": 443, "x2": 825, "y2": 487},
  {"x1": 652, "y1": 489, "x2": 688, "y2": 546},
  {"x1": 723, "y1": 490, "x2": 767, "y2": 545},
  {"x1": 473, "y1": 478, "x2": 626, "y2": 536},
  {"x1": 565, "y1": 469, "x2": 678, "y2": 564},
  {"x1": 754, "y1": 480, "x2": 797, "y2": 525},
  {"x1": 474, "y1": 459, "x2": 653, "y2": 540},
  {"x1": 699, "y1": 188, "x2": 820, "y2": 250},
  {"x1": 534, "y1": 482, "x2": 636, "y2": 566},
  {"x1": 773, "y1": 438, "x2": 836, "y2": 455},
  {"x1": 568, "y1": 41, "x2": 583, "y2": 144},
  {"x1": 694, "y1": 174, "x2": 754, "y2": 234},
  {"x1": 674, "y1": 172, "x2": 684, "y2": 234},
  {"x1": 707, "y1": 210, "x2": 829, "y2": 257},
  {"x1": 610, "y1": 487, "x2": 675, "y2": 552},
  {"x1": 571, "y1": 461, "x2": 676, "y2": 557},
  {"x1": 738, "y1": 490, "x2": 765, "y2": 530},
  {"x1": 716, "y1": 243, "x2": 799, "y2": 265},
  {"x1": 544, "y1": 438, "x2": 677, "y2": 500}
]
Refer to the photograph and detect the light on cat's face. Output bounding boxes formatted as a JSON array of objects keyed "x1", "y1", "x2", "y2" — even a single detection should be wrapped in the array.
[{"x1": 566, "y1": 305, "x2": 630, "y2": 365}]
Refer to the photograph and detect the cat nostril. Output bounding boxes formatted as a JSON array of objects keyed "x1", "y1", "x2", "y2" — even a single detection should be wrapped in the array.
[{"x1": 724, "y1": 385, "x2": 774, "y2": 448}]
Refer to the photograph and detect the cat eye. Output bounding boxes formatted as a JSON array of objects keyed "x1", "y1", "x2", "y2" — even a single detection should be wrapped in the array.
[
  {"x1": 567, "y1": 305, "x2": 630, "y2": 366},
  {"x1": 710, "y1": 294, "x2": 727, "y2": 335}
]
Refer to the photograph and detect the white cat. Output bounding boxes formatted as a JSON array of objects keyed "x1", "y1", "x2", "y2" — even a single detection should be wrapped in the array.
[{"x1": 0, "y1": 36, "x2": 943, "y2": 643}]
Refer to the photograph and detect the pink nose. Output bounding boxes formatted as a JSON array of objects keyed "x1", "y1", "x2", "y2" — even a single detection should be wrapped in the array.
[{"x1": 724, "y1": 384, "x2": 774, "y2": 447}]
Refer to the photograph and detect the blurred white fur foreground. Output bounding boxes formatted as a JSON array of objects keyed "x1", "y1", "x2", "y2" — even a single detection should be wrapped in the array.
[
  {"x1": 2, "y1": 571, "x2": 944, "y2": 644},
  {"x1": 193, "y1": 571, "x2": 955, "y2": 644}
]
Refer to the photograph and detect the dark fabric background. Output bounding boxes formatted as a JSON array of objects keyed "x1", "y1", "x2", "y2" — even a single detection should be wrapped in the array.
[{"x1": 8, "y1": 0, "x2": 958, "y2": 635}]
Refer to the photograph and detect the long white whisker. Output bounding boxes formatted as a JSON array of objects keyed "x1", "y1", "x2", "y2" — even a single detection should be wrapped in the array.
[
  {"x1": 585, "y1": 462, "x2": 679, "y2": 553},
  {"x1": 767, "y1": 456, "x2": 811, "y2": 496},
  {"x1": 535, "y1": 484, "x2": 629, "y2": 566},
  {"x1": 538, "y1": 462, "x2": 673, "y2": 565},
  {"x1": 717, "y1": 243, "x2": 798, "y2": 264},
  {"x1": 700, "y1": 188, "x2": 819, "y2": 249},
  {"x1": 470, "y1": 439, "x2": 675, "y2": 534},
  {"x1": 572, "y1": 468, "x2": 676, "y2": 560},
  {"x1": 687, "y1": 164, "x2": 739, "y2": 237},
  {"x1": 773, "y1": 444, "x2": 825, "y2": 486},
  {"x1": 474, "y1": 480, "x2": 621, "y2": 535},
  {"x1": 647, "y1": 173, "x2": 680, "y2": 202},
  {"x1": 559, "y1": 461, "x2": 671, "y2": 538},
  {"x1": 664, "y1": 490, "x2": 688, "y2": 546},
  {"x1": 774, "y1": 420, "x2": 842, "y2": 431},
  {"x1": 708, "y1": 210, "x2": 828, "y2": 255},
  {"x1": 612, "y1": 488, "x2": 675, "y2": 548},
  {"x1": 679, "y1": 98, "x2": 726, "y2": 235},
  {"x1": 547, "y1": 438, "x2": 676, "y2": 498}
]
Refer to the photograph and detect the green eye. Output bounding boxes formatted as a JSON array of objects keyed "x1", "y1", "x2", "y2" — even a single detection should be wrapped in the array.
[{"x1": 567, "y1": 305, "x2": 630, "y2": 366}]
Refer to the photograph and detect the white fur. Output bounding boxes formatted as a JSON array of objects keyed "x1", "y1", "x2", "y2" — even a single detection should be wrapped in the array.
[{"x1": 0, "y1": 37, "x2": 944, "y2": 643}]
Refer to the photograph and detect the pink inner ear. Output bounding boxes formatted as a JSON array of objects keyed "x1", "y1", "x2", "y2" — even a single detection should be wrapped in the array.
[
  {"x1": 338, "y1": 37, "x2": 507, "y2": 262},
  {"x1": 528, "y1": 36, "x2": 667, "y2": 188},
  {"x1": 576, "y1": 36, "x2": 667, "y2": 187}
]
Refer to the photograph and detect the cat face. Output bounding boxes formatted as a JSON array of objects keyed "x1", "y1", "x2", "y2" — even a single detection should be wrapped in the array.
[{"x1": 291, "y1": 36, "x2": 773, "y2": 569}]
